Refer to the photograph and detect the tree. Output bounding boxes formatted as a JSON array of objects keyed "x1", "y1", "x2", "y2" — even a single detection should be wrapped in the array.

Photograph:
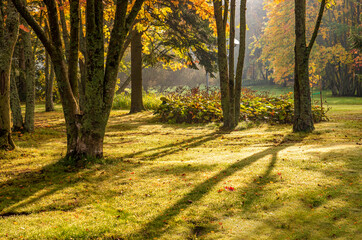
[
  {"x1": 130, "y1": 28, "x2": 145, "y2": 113},
  {"x1": 11, "y1": 0, "x2": 145, "y2": 160},
  {"x1": 45, "y1": 52, "x2": 55, "y2": 111},
  {"x1": 125, "y1": 0, "x2": 217, "y2": 112},
  {"x1": 212, "y1": 0, "x2": 247, "y2": 130},
  {"x1": 293, "y1": 0, "x2": 327, "y2": 132},
  {"x1": 0, "y1": 1, "x2": 19, "y2": 150}
]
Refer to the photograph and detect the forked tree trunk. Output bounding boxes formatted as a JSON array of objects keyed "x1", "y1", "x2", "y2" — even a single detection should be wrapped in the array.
[
  {"x1": 213, "y1": 0, "x2": 246, "y2": 130},
  {"x1": 0, "y1": 2, "x2": 19, "y2": 150},
  {"x1": 293, "y1": 0, "x2": 326, "y2": 132},
  {"x1": 130, "y1": 29, "x2": 145, "y2": 113},
  {"x1": 12, "y1": 0, "x2": 145, "y2": 159}
]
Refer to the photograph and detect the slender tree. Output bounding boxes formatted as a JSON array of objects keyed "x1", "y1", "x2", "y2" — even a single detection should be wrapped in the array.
[
  {"x1": 130, "y1": 29, "x2": 145, "y2": 113},
  {"x1": 11, "y1": 0, "x2": 145, "y2": 159},
  {"x1": 45, "y1": 52, "x2": 55, "y2": 112},
  {"x1": 212, "y1": 0, "x2": 247, "y2": 130},
  {"x1": 0, "y1": 1, "x2": 19, "y2": 150},
  {"x1": 293, "y1": 0, "x2": 326, "y2": 132},
  {"x1": 22, "y1": 19, "x2": 36, "y2": 132}
]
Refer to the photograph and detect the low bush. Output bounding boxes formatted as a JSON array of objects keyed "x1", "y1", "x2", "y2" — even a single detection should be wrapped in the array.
[{"x1": 154, "y1": 88, "x2": 329, "y2": 124}]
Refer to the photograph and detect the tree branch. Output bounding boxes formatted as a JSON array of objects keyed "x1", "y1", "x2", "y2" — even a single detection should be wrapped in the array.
[
  {"x1": 11, "y1": 0, "x2": 56, "y2": 56},
  {"x1": 307, "y1": 0, "x2": 326, "y2": 55}
]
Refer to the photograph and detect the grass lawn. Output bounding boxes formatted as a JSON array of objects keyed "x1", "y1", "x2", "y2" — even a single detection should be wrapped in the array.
[
  {"x1": 0, "y1": 102, "x2": 361, "y2": 239},
  {"x1": 248, "y1": 85, "x2": 362, "y2": 106}
]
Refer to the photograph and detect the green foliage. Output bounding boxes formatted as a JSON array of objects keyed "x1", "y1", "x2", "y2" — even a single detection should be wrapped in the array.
[
  {"x1": 113, "y1": 91, "x2": 162, "y2": 110},
  {"x1": 154, "y1": 88, "x2": 328, "y2": 124}
]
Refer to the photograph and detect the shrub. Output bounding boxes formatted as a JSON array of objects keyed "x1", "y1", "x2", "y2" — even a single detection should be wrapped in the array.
[{"x1": 154, "y1": 88, "x2": 328, "y2": 124}]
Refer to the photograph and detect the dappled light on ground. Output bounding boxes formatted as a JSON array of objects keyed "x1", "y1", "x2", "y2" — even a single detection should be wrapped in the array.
[{"x1": 0, "y1": 107, "x2": 361, "y2": 239}]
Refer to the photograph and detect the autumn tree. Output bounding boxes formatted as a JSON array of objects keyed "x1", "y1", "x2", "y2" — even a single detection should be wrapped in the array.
[
  {"x1": 0, "y1": 1, "x2": 19, "y2": 150},
  {"x1": 10, "y1": 20, "x2": 36, "y2": 132},
  {"x1": 127, "y1": 0, "x2": 217, "y2": 113},
  {"x1": 11, "y1": 0, "x2": 145, "y2": 160},
  {"x1": 212, "y1": 0, "x2": 247, "y2": 130}
]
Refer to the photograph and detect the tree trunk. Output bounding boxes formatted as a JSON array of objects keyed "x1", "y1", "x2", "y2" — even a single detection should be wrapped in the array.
[
  {"x1": 22, "y1": 21, "x2": 35, "y2": 132},
  {"x1": 130, "y1": 29, "x2": 145, "y2": 113},
  {"x1": 213, "y1": 0, "x2": 246, "y2": 130},
  {"x1": 293, "y1": 0, "x2": 325, "y2": 132},
  {"x1": 45, "y1": 52, "x2": 55, "y2": 111},
  {"x1": 0, "y1": 1, "x2": 19, "y2": 150},
  {"x1": 213, "y1": 0, "x2": 231, "y2": 129},
  {"x1": 293, "y1": 1, "x2": 314, "y2": 132},
  {"x1": 10, "y1": 70, "x2": 23, "y2": 131},
  {"x1": 234, "y1": 0, "x2": 247, "y2": 125},
  {"x1": 11, "y1": 0, "x2": 145, "y2": 160}
]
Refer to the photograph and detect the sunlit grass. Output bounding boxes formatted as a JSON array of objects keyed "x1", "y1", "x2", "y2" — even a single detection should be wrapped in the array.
[
  {"x1": 0, "y1": 103, "x2": 361, "y2": 239},
  {"x1": 248, "y1": 85, "x2": 362, "y2": 105},
  {"x1": 112, "y1": 92, "x2": 162, "y2": 111}
]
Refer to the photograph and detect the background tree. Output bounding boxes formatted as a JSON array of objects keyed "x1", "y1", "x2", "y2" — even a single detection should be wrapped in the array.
[
  {"x1": 130, "y1": 28, "x2": 145, "y2": 113},
  {"x1": 9, "y1": 20, "x2": 36, "y2": 132},
  {"x1": 0, "y1": 1, "x2": 19, "y2": 150},
  {"x1": 125, "y1": 0, "x2": 217, "y2": 113},
  {"x1": 212, "y1": 0, "x2": 247, "y2": 130}
]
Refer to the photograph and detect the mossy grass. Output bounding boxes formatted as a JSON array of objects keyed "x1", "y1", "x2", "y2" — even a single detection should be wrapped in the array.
[{"x1": 0, "y1": 102, "x2": 361, "y2": 239}]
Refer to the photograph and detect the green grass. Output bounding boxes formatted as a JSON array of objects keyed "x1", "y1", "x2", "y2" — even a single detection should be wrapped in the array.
[
  {"x1": 0, "y1": 103, "x2": 361, "y2": 239},
  {"x1": 248, "y1": 85, "x2": 362, "y2": 105},
  {"x1": 113, "y1": 92, "x2": 162, "y2": 110}
]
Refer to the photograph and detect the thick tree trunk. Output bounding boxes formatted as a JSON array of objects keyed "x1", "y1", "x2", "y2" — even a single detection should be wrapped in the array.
[
  {"x1": 0, "y1": 1, "x2": 19, "y2": 150},
  {"x1": 130, "y1": 30, "x2": 145, "y2": 113},
  {"x1": 10, "y1": 70, "x2": 23, "y2": 131},
  {"x1": 22, "y1": 22, "x2": 35, "y2": 132},
  {"x1": 293, "y1": 0, "x2": 325, "y2": 132},
  {"x1": 11, "y1": 0, "x2": 145, "y2": 160},
  {"x1": 45, "y1": 53, "x2": 55, "y2": 111},
  {"x1": 293, "y1": 0, "x2": 314, "y2": 132}
]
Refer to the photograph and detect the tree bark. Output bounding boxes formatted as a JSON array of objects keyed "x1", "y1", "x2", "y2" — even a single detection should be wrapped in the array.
[
  {"x1": 22, "y1": 20, "x2": 35, "y2": 132},
  {"x1": 293, "y1": 0, "x2": 326, "y2": 132},
  {"x1": 10, "y1": 69, "x2": 23, "y2": 131},
  {"x1": 213, "y1": 0, "x2": 231, "y2": 129},
  {"x1": 130, "y1": 29, "x2": 145, "y2": 113},
  {"x1": 45, "y1": 52, "x2": 55, "y2": 111},
  {"x1": 213, "y1": 0, "x2": 246, "y2": 130},
  {"x1": 234, "y1": 0, "x2": 247, "y2": 125},
  {"x1": 0, "y1": 1, "x2": 19, "y2": 150},
  {"x1": 11, "y1": 0, "x2": 144, "y2": 159}
]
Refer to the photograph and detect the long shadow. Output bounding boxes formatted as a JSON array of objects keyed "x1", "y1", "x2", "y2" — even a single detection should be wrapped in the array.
[
  {"x1": 239, "y1": 150, "x2": 278, "y2": 210},
  {"x1": 0, "y1": 161, "x2": 84, "y2": 216},
  {"x1": 122, "y1": 130, "x2": 229, "y2": 161},
  {"x1": 0, "y1": 158, "x2": 139, "y2": 217},
  {"x1": 1, "y1": 122, "x2": 225, "y2": 216},
  {"x1": 131, "y1": 133, "x2": 306, "y2": 239}
]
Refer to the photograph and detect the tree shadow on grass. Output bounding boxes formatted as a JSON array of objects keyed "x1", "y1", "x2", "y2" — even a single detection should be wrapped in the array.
[
  {"x1": 248, "y1": 147, "x2": 362, "y2": 239},
  {"x1": 0, "y1": 124, "x2": 228, "y2": 218},
  {"x1": 130, "y1": 133, "x2": 306, "y2": 239},
  {"x1": 0, "y1": 157, "x2": 139, "y2": 217},
  {"x1": 122, "y1": 129, "x2": 230, "y2": 162}
]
